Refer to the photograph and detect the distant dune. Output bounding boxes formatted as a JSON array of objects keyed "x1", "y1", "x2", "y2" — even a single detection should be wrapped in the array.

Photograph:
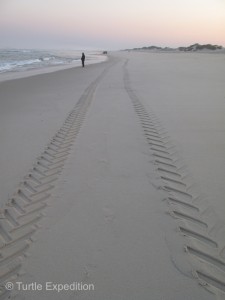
[
  {"x1": 178, "y1": 43, "x2": 223, "y2": 51},
  {"x1": 126, "y1": 43, "x2": 224, "y2": 52}
]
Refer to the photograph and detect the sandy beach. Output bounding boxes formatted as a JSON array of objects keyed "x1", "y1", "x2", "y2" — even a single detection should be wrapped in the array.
[{"x1": 0, "y1": 51, "x2": 225, "y2": 300}]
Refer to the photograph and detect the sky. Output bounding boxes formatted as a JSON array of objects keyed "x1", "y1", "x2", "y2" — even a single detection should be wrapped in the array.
[{"x1": 0, "y1": 0, "x2": 225, "y2": 50}]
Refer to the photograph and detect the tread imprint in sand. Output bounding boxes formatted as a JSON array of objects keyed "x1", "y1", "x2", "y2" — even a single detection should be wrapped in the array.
[
  {"x1": 0, "y1": 65, "x2": 112, "y2": 299},
  {"x1": 123, "y1": 59, "x2": 225, "y2": 299}
]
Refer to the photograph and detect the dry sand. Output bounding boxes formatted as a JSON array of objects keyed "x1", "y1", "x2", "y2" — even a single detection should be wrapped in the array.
[{"x1": 0, "y1": 52, "x2": 224, "y2": 300}]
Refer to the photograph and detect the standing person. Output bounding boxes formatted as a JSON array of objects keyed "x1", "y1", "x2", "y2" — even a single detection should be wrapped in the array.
[{"x1": 81, "y1": 52, "x2": 85, "y2": 67}]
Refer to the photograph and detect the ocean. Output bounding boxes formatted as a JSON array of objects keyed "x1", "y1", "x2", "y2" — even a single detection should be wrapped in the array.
[{"x1": 0, "y1": 49, "x2": 106, "y2": 74}]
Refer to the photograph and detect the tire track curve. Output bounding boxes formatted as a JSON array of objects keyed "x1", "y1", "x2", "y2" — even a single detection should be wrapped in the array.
[
  {"x1": 0, "y1": 63, "x2": 112, "y2": 299},
  {"x1": 123, "y1": 59, "x2": 225, "y2": 299}
]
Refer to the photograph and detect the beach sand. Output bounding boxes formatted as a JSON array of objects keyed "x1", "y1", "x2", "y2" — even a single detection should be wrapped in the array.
[{"x1": 0, "y1": 52, "x2": 224, "y2": 299}]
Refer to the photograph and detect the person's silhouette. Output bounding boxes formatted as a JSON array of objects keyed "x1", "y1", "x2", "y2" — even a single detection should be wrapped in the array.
[{"x1": 81, "y1": 53, "x2": 85, "y2": 67}]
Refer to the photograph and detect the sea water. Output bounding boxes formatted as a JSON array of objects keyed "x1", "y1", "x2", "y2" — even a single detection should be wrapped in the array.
[{"x1": 0, "y1": 49, "x2": 106, "y2": 74}]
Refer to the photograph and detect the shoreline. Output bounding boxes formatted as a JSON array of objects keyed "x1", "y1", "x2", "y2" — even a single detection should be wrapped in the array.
[{"x1": 0, "y1": 54, "x2": 108, "y2": 83}]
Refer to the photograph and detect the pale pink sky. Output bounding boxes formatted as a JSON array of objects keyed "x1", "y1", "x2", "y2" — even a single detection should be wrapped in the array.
[{"x1": 0, "y1": 0, "x2": 224, "y2": 49}]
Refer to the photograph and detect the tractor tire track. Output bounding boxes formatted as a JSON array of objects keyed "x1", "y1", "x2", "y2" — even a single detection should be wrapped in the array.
[
  {"x1": 0, "y1": 62, "x2": 113, "y2": 299},
  {"x1": 123, "y1": 59, "x2": 225, "y2": 299}
]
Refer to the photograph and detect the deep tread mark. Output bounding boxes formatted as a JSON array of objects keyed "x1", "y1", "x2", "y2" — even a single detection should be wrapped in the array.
[
  {"x1": 123, "y1": 59, "x2": 225, "y2": 298},
  {"x1": 0, "y1": 61, "x2": 114, "y2": 299}
]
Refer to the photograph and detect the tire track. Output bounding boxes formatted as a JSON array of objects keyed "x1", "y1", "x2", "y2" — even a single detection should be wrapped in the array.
[
  {"x1": 0, "y1": 63, "x2": 112, "y2": 299},
  {"x1": 123, "y1": 59, "x2": 225, "y2": 299}
]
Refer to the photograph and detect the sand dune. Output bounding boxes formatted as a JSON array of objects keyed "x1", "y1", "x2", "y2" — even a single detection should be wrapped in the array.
[{"x1": 0, "y1": 52, "x2": 224, "y2": 299}]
